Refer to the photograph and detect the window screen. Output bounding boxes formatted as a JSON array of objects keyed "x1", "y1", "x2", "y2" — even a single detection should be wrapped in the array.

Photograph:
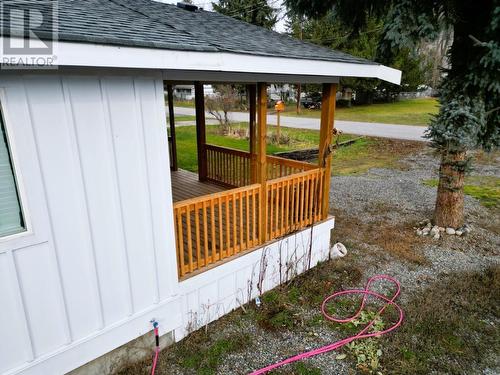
[{"x1": 0, "y1": 109, "x2": 24, "y2": 237}]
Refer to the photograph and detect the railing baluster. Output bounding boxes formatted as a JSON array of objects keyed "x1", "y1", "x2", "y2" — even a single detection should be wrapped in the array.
[
  {"x1": 210, "y1": 198, "x2": 217, "y2": 262},
  {"x1": 232, "y1": 192, "x2": 237, "y2": 254},
  {"x1": 252, "y1": 189, "x2": 256, "y2": 246},
  {"x1": 194, "y1": 203, "x2": 202, "y2": 269},
  {"x1": 186, "y1": 205, "x2": 194, "y2": 273},
  {"x1": 176, "y1": 208, "x2": 185, "y2": 276},
  {"x1": 245, "y1": 189, "x2": 250, "y2": 249},
  {"x1": 300, "y1": 175, "x2": 306, "y2": 227},
  {"x1": 239, "y1": 191, "x2": 244, "y2": 252},
  {"x1": 202, "y1": 201, "x2": 209, "y2": 266},
  {"x1": 218, "y1": 196, "x2": 224, "y2": 259}
]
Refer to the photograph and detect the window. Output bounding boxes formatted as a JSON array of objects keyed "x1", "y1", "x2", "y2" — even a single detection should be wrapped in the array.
[{"x1": 0, "y1": 108, "x2": 24, "y2": 237}]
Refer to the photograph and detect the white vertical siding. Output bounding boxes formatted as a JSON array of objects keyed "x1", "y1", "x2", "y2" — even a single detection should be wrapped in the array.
[
  {"x1": 0, "y1": 252, "x2": 32, "y2": 373},
  {"x1": 0, "y1": 71, "x2": 180, "y2": 375},
  {"x1": 0, "y1": 69, "x2": 336, "y2": 375}
]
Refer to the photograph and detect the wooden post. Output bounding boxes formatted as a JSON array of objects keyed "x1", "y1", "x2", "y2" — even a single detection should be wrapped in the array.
[
  {"x1": 276, "y1": 110, "x2": 280, "y2": 144},
  {"x1": 257, "y1": 83, "x2": 268, "y2": 243},
  {"x1": 318, "y1": 83, "x2": 337, "y2": 220},
  {"x1": 194, "y1": 82, "x2": 207, "y2": 181},
  {"x1": 166, "y1": 83, "x2": 178, "y2": 171},
  {"x1": 248, "y1": 84, "x2": 257, "y2": 183}
]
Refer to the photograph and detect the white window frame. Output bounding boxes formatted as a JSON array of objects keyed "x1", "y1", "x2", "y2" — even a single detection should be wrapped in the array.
[{"x1": 0, "y1": 89, "x2": 32, "y2": 245}]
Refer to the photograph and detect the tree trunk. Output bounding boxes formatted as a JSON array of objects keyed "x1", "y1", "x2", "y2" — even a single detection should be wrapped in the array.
[{"x1": 433, "y1": 150, "x2": 467, "y2": 228}]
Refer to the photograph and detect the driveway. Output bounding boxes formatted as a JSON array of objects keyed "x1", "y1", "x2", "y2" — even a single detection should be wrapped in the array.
[{"x1": 173, "y1": 106, "x2": 427, "y2": 142}]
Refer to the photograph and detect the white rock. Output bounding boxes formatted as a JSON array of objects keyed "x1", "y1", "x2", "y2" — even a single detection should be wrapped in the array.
[
  {"x1": 425, "y1": 223, "x2": 432, "y2": 229},
  {"x1": 455, "y1": 230, "x2": 463, "y2": 236},
  {"x1": 423, "y1": 227, "x2": 430, "y2": 234},
  {"x1": 446, "y1": 227, "x2": 456, "y2": 235},
  {"x1": 439, "y1": 227, "x2": 445, "y2": 232},
  {"x1": 433, "y1": 233, "x2": 440, "y2": 239},
  {"x1": 430, "y1": 227, "x2": 440, "y2": 236},
  {"x1": 416, "y1": 229, "x2": 423, "y2": 236}
]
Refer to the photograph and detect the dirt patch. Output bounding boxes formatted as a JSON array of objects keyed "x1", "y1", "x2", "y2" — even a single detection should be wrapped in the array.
[
  {"x1": 381, "y1": 266, "x2": 500, "y2": 374},
  {"x1": 332, "y1": 212, "x2": 429, "y2": 266},
  {"x1": 332, "y1": 137, "x2": 426, "y2": 176}
]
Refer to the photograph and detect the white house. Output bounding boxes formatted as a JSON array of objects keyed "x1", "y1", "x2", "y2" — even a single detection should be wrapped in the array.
[
  {"x1": 172, "y1": 84, "x2": 215, "y2": 100},
  {"x1": 0, "y1": 1, "x2": 401, "y2": 374}
]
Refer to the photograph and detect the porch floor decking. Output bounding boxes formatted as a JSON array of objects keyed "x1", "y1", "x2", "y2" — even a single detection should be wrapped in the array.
[{"x1": 171, "y1": 169, "x2": 226, "y2": 202}]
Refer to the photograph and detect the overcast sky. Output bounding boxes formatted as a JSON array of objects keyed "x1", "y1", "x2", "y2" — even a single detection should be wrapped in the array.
[{"x1": 155, "y1": 0, "x2": 288, "y2": 33}]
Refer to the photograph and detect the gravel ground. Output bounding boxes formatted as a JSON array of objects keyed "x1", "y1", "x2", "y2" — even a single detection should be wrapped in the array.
[{"x1": 119, "y1": 148, "x2": 499, "y2": 375}]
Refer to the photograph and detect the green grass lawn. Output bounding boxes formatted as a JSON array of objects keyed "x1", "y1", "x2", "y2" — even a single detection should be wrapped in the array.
[
  {"x1": 282, "y1": 98, "x2": 439, "y2": 126},
  {"x1": 423, "y1": 176, "x2": 500, "y2": 208},
  {"x1": 167, "y1": 115, "x2": 197, "y2": 122},
  {"x1": 172, "y1": 100, "x2": 196, "y2": 108},
  {"x1": 172, "y1": 98, "x2": 439, "y2": 126},
  {"x1": 171, "y1": 123, "x2": 424, "y2": 175},
  {"x1": 173, "y1": 123, "x2": 327, "y2": 172}
]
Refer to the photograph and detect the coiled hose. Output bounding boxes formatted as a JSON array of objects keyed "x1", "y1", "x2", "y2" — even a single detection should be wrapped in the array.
[{"x1": 250, "y1": 275, "x2": 404, "y2": 374}]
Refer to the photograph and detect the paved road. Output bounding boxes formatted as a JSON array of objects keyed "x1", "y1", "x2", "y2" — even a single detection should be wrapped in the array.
[{"x1": 174, "y1": 106, "x2": 427, "y2": 142}]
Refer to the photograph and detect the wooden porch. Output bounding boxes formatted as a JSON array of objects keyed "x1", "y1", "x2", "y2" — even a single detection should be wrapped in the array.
[
  {"x1": 171, "y1": 169, "x2": 226, "y2": 202},
  {"x1": 166, "y1": 82, "x2": 337, "y2": 278}
]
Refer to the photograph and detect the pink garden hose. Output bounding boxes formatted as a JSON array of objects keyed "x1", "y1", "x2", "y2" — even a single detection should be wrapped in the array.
[
  {"x1": 151, "y1": 321, "x2": 160, "y2": 375},
  {"x1": 250, "y1": 275, "x2": 404, "y2": 374}
]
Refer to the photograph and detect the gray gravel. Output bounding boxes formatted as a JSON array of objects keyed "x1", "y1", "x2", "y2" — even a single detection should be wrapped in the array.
[
  {"x1": 132, "y1": 149, "x2": 499, "y2": 375},
  {"x1": 331, "y1": 148, "x2": 499, "y2": 297},
  {"x1": 220, "y1": 149, "x2": 499, "y2": 374}
]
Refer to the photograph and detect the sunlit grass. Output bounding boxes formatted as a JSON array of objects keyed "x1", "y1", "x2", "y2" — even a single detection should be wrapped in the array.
[
  {"x1": 282, "y1": 98, "x2": 439, "y2": 126},
  {"x1": 423, "y1": 176, "x2": 500, "y2": 208}
]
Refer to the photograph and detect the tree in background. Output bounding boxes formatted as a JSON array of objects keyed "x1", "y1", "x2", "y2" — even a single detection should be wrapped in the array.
[
  {"x1": 212, "y1": 0, "x2": 278, "y2": 29},
  {"x1": 287, "y1": 9, "x2": 427, "y2": 104},
  {"x1": 286, "y1": 0, "x2": 499, "y2": 228}
]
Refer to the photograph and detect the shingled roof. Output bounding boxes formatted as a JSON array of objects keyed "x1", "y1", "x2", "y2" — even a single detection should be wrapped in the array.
[{"x1": 2, "y1": 0, "x2": 377, "y2": 66}]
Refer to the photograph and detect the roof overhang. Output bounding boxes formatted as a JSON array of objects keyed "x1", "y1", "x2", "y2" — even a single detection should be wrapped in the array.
[{"x1": 0, "y1": 38, "x2": 402, "y2": 85}]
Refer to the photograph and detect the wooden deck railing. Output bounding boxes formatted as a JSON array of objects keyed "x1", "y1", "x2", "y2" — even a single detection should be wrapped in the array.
[
  {"x1": 206, "y1": 144, "x2": 251, "y2": 187},
  {"x1": 266, "y1": 168, "x2": 324, "y2": 239},
  {"x1": 174, "y1": 165, "x2": 326, "y2": 277},
  {"x1": 174, "y1": 183, "x2": 261, "y2": 277},
  {"x1": 266, "y1": 155, "x2": 317, "y2": 180},
  {"x1": 206, "y1": 144, "x2": 317, "y2": 187}
]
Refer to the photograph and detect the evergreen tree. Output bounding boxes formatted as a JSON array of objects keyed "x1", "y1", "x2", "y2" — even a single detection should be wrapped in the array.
[
  {"x1": 212, "y1": 0, "x2": 278, "y2": 29},
  {"x1": 287, "y1": 9, "x2": 427, "y2": 103},
  {"x1": 286, "y1": 0, "x2": 500, "y2": 228}
]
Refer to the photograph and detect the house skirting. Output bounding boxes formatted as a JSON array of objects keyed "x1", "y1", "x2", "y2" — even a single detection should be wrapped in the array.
[{"x1": 175, "y1": 216, "x2": 335, "y2": 341}]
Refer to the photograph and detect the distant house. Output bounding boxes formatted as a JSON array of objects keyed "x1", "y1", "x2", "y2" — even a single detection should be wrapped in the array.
[
  {"x1": 173, "y1": 84, "x2": 215, "y2": 100},
  {"x1": 0, "y1": 1, "x2": 400, "y2": 374}
]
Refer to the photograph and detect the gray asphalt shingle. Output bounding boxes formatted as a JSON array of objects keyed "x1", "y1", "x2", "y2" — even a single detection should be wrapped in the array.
[{"x1": 1, "y1": 0, "x2": 377, "y2": 65}]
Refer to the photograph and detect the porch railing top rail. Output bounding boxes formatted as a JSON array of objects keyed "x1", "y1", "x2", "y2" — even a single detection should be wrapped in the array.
[
  {"x1": 266, "y1": 154, "x2": 317, "y2": 172},
  {"x1": 205, "y1": 143, "x2": 252, "y2": 159}
]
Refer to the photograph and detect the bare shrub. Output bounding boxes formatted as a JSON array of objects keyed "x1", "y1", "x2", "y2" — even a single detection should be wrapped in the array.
[
  {"x1": 267, "y1": 132, "x2": 290, "y2": 145},
  {"x1": 205, "y1": 85, "x2": 239, "y2": 134}
]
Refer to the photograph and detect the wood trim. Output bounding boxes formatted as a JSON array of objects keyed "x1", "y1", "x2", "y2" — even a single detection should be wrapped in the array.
[
  {"x1": 206, "y1": 144, "x2": 251, "y2": 158},
  {"x1": 194, "y1": 81, "x2": 207, "y2": 181},
  {"x1": 318, "y1": 83, "x2": 337, "y2": 219},
  {"x1": 257, "y1": 82, "x2": 268, "y2": 243},
  {"x1": 248, "y1": 84, "x2": 257, "y2": 184},
  {"x1": 166, "y1": 83, "x2": 178, "y2": 171}
]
